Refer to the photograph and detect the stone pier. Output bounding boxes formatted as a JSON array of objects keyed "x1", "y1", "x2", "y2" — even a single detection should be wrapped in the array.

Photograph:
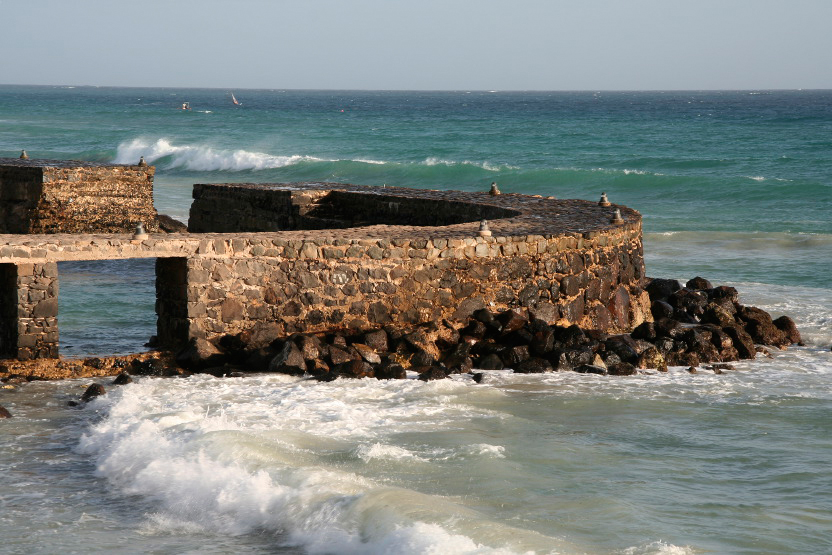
[{"x1": 0, "y1": 178, "x2": 651, "y2": 360}]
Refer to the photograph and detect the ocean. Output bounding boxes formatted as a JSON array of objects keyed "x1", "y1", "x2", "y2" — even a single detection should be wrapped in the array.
[{"x1": 0, "y1": 86, "x2": 830, "y2": 554}]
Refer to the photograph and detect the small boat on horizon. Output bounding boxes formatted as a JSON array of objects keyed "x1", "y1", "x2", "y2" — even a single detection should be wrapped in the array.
[
  {"x1": 180, "y1": 101, "x2": 191, "y2": 110},
  {"x1": 231, "y1": 92, "x2": 241, "y2": 106}
]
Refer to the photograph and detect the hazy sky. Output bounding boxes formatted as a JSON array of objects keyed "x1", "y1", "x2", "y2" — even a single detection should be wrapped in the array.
[{"x1": 1, "y1": 0, "x2": 830, "y2": 90}]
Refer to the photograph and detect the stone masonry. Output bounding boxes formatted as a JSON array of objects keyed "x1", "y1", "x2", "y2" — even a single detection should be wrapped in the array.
[
  {"x1": 0, "y1": 177, "x2": 650, "y2": 360},
  {"x1": 0, "y1": 158, "x2": 158, "y2": 233}
]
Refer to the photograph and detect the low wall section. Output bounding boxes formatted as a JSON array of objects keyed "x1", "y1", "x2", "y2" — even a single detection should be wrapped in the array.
[{"x1": 0, "y1": 158, "x2": 158, "y2": 233}]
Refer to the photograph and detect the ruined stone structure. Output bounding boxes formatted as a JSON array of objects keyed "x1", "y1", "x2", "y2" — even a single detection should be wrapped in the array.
[
  {"x1": 0, "y1": 161, "x2": 650, "y2": 360},
  {"x1": 0, "y1": 158, "x2": 158, "y2": 234}
]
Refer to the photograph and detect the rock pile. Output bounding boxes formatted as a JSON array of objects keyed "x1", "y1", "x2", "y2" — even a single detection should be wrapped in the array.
[{"x1": 174, "y1": 276, "x2": 802, "y2": 380}]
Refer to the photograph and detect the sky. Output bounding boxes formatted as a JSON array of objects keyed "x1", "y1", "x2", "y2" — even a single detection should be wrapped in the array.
[{"x1": 1, "y1": 0, "x2": 830, "y2": 91}]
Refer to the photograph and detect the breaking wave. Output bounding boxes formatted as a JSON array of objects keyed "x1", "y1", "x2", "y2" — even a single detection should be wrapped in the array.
[{"x1": 114, "y1": 138, "x2": 321, "y2": 171}]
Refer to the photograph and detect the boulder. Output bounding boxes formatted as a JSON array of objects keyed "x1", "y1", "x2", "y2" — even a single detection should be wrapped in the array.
[
  {"x1": 362, "y1": 329, "x2": 389, "y2": 352},
  {"x1": 500, "y1": 345, "x2": 530, "y2": 367},
  {"x1": 328, "y1": 344, "x2": 358, "y2": 366},
  {"x1": 496, "y1": 309, "x2": 528, "y2": 334},
  {"x1": 0, "y1": 405, "x2": 11, "y2": 418},
  {"x1": 686, "y1": 276, "x2": 713, "y2": 290},
  {"x1": 476, "y1": 353, "x2": 505, "y2": 370},
  {"x1": 707, "y1": 285, "x2": 739, "y2": 304},
  {"x1": 268, "y1": 342, "x2": 307, "y2": 375},
  {"x1": 637, "y1": 347, "x2": 668, "y2": 372},
  {"x1": 175, "y1": 338, "x2": 226, "y2": 370},
  {"x1": 333, "y1": 360, "x2": 373, "y2": 379},
  {"x1": 603, "y1": 335, "x2": 639, "y2": 364},
  {"x1": 375, "y1": 361, "x2": 407, "y2": 380},
  {"x1": 297, "y1": 334, "x2": 325, "y2": 361},
  {"x1": 737, "y1": 306, "x2": 789, "y2": 347},
  {"x1": 513, "y1": 357, "x2": 553, "y2": 374},
  {"x1": 607, "y1": 362, "x2": 638, "y2": 376},
  {"x1": 442, "y1": 343, "x2": 473, "y2": 373},
  {"x1": 772, "y1": 315, "x2": 802, "y2": 345},
  {"x1": 352, "y1": 343, "x2": 382, "y2": 365},
  {"x1": 645, "y1": 278, "x2": 682, "y2": 302},
  {"x1": 651, "y1": 300, "x2": 675, "y2": 320},
  {"x1": 81, "y1": 383, "x2": 106, "y2": 403},
  {"x1": 112, "y1": 372, "x2": 133, "y2": 385},
  {"x1": 573, "y1": 364, "x2": 608, "y2": 375},
  {"x1": 631, "y1": 321, "x2": 657, "y2": 341},
  {"x1": 418, "y1": 366, "x2": 448, "y2": 381},
  {"x1": 550, "y1": 348, "x2": 594, "y2": 371},
  {"x1": 701, "y1": 302, "x2": 736, "y2": 327}
]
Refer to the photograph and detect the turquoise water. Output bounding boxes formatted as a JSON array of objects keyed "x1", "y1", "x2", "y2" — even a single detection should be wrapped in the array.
[{"x1": 1, "y1": 87, "x2": 831, "y2": 554}]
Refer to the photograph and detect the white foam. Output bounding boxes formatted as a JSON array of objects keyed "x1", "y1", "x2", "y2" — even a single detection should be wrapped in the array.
[
  {"x1": 114, "y1": 138, "x2": 320, "y2": 171},
  {"x1": 421, "y1": 157, "x2": 518, "y2": 171}
]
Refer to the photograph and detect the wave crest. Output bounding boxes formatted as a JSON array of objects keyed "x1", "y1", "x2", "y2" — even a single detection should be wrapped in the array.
[{"x1": 114, "y1": 138, "x2": 317, "y2": 171}]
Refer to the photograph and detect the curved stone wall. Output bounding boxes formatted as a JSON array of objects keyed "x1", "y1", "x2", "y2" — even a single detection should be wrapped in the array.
[{"x1": 185, "y1": 183, "x2": 650, "y2": 343}]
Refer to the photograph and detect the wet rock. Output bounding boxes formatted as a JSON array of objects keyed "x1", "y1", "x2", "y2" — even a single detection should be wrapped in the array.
[
  {"x1": 306, "y1": 358, "x2": 331, "y2": 376},
  {"x1": 333, "y1": 360, "x2": 373, "y2": 379},
  {"x1": 666, "y1": 352, "x2": 701, "y2": 368},
  {"x1": 476, "y1": 353, "x2": 505, "y2": 370},
  {"x1": 645, "y1": 278, "x2": 682, "y2": 302},
  {"x1": 772, "y1": 315, "x2": 802, "y2": 345},
  {"x1": 268, "y1": 341, "x2": 307, "y2": 375},
  {"x1": 410, "y1": 347, "x2": 436, "y2": 368},
  {"x1": 375, "y1": 361, "x2": 407, "y2": 380},
  {"x1": 297, "y1": 334, "x2": 325, "y2": 361},
  {"x1": 112, "y1": 372, "x2": 133, "y2": 385},
  {"x1": 502, "y1": 328, "x2": 534, "y2": 347},
  {"x1": 500, "y1": 345, "x2": 530, "y2": 367},
  {"x1": 403, "y1": 328, "x2": 441, "y2": 360},
  {"x1": 668, "y1": 289, "x2": 708, "y2": 319},
  {"x1": 418, "y1": 366, "x2": 448, "y2": 381},
  {"x1": 81, "y1": 383, "x2": 106, "y2": 403},
  {"x1": 737, "y1": 306, "x2": 789, "y2": 347},
  {"x1": 607, "y1": 362, "x2": 637, "y2": 376},
  {"x1": 654, "y1": 317, "x2": 684, "y2": 338},
  {"x1": 461, "y1": 319, "x2": 488, "y2": 340},
  {"x1": 513, "y1": 357, "x2": 553, "y2": 374},
  {"x1": 637, "y1": 346, "x2": 668, "y2": 372},
  {"x1": 473, "y1": 308, "x2": 502, "y2": 333},
  {"x1": 550, "y1": 348, "x2": 594, "y2": 371},
  {"x1": 0, "y1": 405, "x2": 11, "y2": 418},
  {"x1": 175, "y1": 337, "x2": 226, "y2": 370},
  {"x1": 442, "y1": 343, "x2": 473, "y2": 373},
  {"x1": 472, "y1": 372, "x2": 484, "y2": 383},
  {"x1": 603, "y1": 335, "x2": 639, "y2": 364},
  {"x1": 686, "y1": 276, "x2": 713, "y2": 290},
  {"x1": 687, "y1": 366, "x2": 698, "y2": 374},
  {"x1": 556, "y1": 325, "x2": 590, "y2": 349},
  {"x1": 573, "y1": 364, "x2": 608, "y2": 375}
]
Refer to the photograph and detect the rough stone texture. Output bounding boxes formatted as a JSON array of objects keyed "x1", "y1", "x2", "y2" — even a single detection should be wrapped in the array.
[
  {"x1": 4, "y1": 263, "x2": 60, "y2": 360},
  {"x1": 1, "y1": 182, "x2": 649, "y2": 359},
  {"x1": 0, "y1": 158, "x2": 158, "y2": 233}
]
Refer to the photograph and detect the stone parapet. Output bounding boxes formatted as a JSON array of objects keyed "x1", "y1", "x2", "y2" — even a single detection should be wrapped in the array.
[{"x1": 0, "y1": 158, "x2": 158, "y2": 234}]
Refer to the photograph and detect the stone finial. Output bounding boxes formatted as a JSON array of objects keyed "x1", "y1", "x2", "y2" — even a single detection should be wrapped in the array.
[
  {"x1": 489, "y1": 182, "x2": 501, "y2": 195},
  {"x1": 132, "y1": 222, "x2": 149, "y2": 241},
  {"x1": 598, "y1": 192, "x2": 610, "y2": 206},
  {"x1": 611, "y1": 209, "x2": 624, "y2": 224},
  {"x1": 20, "y1": 150, "x2": 29, "y2": 160},
  {"x1": 478, "y1": 220, "x2": 492, "y2": 237},
  {"x1": 138, "y1": 156, "x2": 147, "y2": 167}
]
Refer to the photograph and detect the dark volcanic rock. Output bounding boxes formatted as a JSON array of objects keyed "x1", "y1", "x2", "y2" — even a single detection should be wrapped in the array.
[
  {"x1": 375, "y1": 361, "x2": 407, "y2": 380},
  {"x1": 175, "y1": 338, "x2": 226, "y2": 370},
  {"x1": 496, "y1": 309, "x2": 528, "y2": 334},
  {"x1": 574, "y1": 364, "x2": 608, "y2": 375},
  {"x1": 603, "y1": 335, "x2": 639, "y2": 364},
  {"x1": 651, "y1": 300, "x2": 675, "y2": 320},
  {"x1": 637, "y1": 347, "x2": 668, "y2": 372},
  {"x1": 529, "y1": 328, "x2": 556, "y2": 356},
  {"x1": 112, "y1": 372, "x2": 133, "y2": 385},
  {"x1": 772, "y1": 315, "x2": 802, "y2": 345},
  {"x1": 0, "y1": 405, "x2": 11, "y2": 418},
  {"x1": 513, "y1": 357, "x2": 553, "y2": 374},
  {"x1": 645, "y1": 278, "x2": 682, "y2": 302},
  {"x1": 268, "y1": 341, "x2": 307, "y2": 375},
  {"x1": 476, "y1": 353, "x2": 505, "y2": 370},
  {"x1": 737, "y1": 306, "x2": 789, "y2": 347},
  {"x1": 686, "y1": 276, "x2": 713, "y2": 290},
  {"x1": 607, "y1": 362, "x2": 637, "y2": 376},
  {"x1": 418, "y1": 366, "x2": 448, "y2": 381},
  {"x1": 81, "y1": 383, "x2": 106, "y2": 403},
  {"x1": 333, "y1": 360, "x2": 373, "y2": 378},
  {"x1": 501, "y1": 345, "x2": 530, "y2": 367},
  {"x1": 550, "y1": 348, "x2": 594, "y2": 371},
  {"x1": 631, "y1": 321, "x2": 657, "y2": 341},
  {"x1": 362, "y1": 329, "x2": 389, "y2": 353}
]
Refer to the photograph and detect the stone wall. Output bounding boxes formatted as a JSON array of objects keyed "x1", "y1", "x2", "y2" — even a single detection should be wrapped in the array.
[
  {"x1": 11, "y1": 263, "x2": 59, "y2": 360},
  {"x1": 0, "y1": 158, "x2": 158, "y2": 233},
  {"x1": 184, "y1": 228, "x2": 649, "y2": 346},
  {"x1": 188, "y1": 183, "x2": 520, "y2": 232}
]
